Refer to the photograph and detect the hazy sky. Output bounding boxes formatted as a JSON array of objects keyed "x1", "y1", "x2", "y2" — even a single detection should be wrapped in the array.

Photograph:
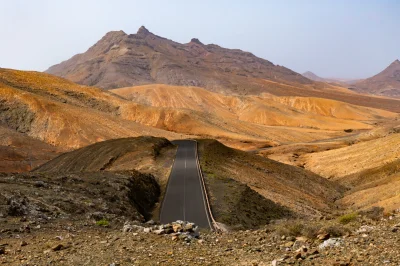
[{"x1": 1, "y1": 0, "x2": 399, "y2": 79}]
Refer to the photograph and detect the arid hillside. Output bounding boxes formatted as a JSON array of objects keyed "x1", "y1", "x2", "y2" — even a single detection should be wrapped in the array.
[
  {"x1": 0, "y1": 126, "x2": 62, "y2": 173},
  {"x1": 46, "y1": 26, "x2": 311, "y2": 92},
  {"x1": 352, "y1": 59, "x2": 400, "y2": 97},
  {"x1": 112, "y1": 84, "x2": 397, "y2": 148},
  {"x1": 295, "y1": 126, "x2": 400, "y2": 212},
  {"x1": 45, "y1": 27, "x2": 400, "y2": 113},
  {"x1": 0, "y1": 70, "x2": 181, "y2": 150},
  {"x1": 302, "y1": 71, "x2": 362, "y2": 86},
  {"x1": 197, "y1": 140, "x2": 345, "y2": 221},
  {"x1": 2, "y1": 68, "x2": 385, "y2": 154}
]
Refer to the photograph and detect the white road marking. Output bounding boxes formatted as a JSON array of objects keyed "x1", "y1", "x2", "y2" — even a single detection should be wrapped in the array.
[{"x1": 183, "y1": 152, "x2": 186, "y2": 221}]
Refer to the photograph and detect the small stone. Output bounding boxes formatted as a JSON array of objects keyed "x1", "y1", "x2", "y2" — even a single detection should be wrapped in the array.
[
  {"x1": 146, "y1": 220, "x2": 155, "y2": 225},
  {"x1": 295, "y1": 246, "x2": 307, "y2": 253},
  {"x1": 286, "y1": 236, "x2": 296, "y2": 241},
  {"x1": 283, "y1": 241, "x2": 295, "y2": 248},
  {"x1": 184, "y1": 223, "x2": 194, "y2": 232},
  {"x1": 153, "y1": 229, "x2": 165, "y2": 235},
  {"x1": 172, "y1": 223, "x2": 182, "y2": 233},
  {"x1": 391, "y1": 227, "x2": 398, "y2": 232},
  {"x1": 52, "y1": 244, "x2": 64, "y2": 251},
  {"x1": 0, "y1": 246, "x2": 5, "y2": 255},
  {"x1": 294, "y1": 252, "x2": 302, "y2": 259},
  {"x1": 171, "y1": 236, "x2": 178, "y2": 241},
  {"x1": 143, "y1": 228, "x2": 151, "y2": 233},
  {"x1": 317, "y1": 233, "x2": 330, "y2": 240},
  {"x1": 20, "y1": 241, "x2": 28, "y2": 247},
  {"x1": 318, "y1": 238, "x2": 342, "y2": 249},
  {"x1": 293, "y1": 240, "x2": 307, "y2": 250},
  {"x1": 309, "y1": 249, "x2": 319, "y2": 255}
]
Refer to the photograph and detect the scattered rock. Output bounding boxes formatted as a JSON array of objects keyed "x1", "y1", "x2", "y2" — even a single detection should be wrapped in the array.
[
  {"x1": 20, "y1": 241, "x2": 28, "y2": 247},
  {"x1": 153, "y1": 229, "x2": 165, "y2": 235},
  {"x1": 173, "y1": 223, "x2": 182, "y2": 233},
  {"x1": 122, "y1": 222, "x2": 144, "y2": 233},
  {"x1": 184, "y1": 223, "x2": 195, "y2": 232},
  {"x1": 318, "y1": 238, "x2": 343, "y2": 249},
  {"x1": 145, "y1": 220, "x2": 155, "y2": 225},
  {"x1": 317, "y1": 233, "x2": 330, "y2": 240},
  {"x1": 356, "y1": 225, "x2": 374, "y2": 234},
  {"x1": 294, "y1": 252, "x2": 302, "y2": 259},
  {"x1": 283, "y1": 241, "x2": 294, "y2": 248},
  {"x1": 293, "y1": 240, "x2": 307, "y2": 250},
  {"x1": 51, "y1": 244, "x2": 64, "y2": 251}
]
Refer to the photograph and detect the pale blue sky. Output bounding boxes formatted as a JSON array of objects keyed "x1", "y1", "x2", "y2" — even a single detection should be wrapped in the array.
[{"x1": 1, "y1": 0, "x2": 399, "y2": 79}]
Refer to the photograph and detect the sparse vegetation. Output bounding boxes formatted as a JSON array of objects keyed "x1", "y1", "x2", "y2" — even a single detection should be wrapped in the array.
[
  {"x1": 338, "y1": 213, "x2": 358, "y2": 224},
  {"x1": 275, "y1": 221, "x2": 305, "y2": 237},
  {"x1": 95, "y1": 219, "x2": 109, "y2": 227},
  {"x1": 322, "y1": 225, "x2": 351, "y2": 237},
  {"x1": 359, "y1": 206, "x2": 384, "y2": 221}
]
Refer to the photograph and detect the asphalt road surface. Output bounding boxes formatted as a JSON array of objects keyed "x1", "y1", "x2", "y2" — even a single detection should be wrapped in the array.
[{"x1": 160, "y1": 140, "x2": 211, "y2": 229}]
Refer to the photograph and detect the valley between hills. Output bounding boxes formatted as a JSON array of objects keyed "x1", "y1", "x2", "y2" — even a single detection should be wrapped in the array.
[{"x1": 1, "y1": 26, "x2": 400, "y2": 265}]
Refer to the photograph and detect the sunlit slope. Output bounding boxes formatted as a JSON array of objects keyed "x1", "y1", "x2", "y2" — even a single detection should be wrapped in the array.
[
  {"x1": 0, "y1": 68, "x2": 341, "y2": 148},
  {"x1": 303, "y1": 132, "x2": 400, "y2": 179},
  {"x1": 1, "y1": 69, "x2": 397, "y2": 151},
  {"x1": 270, "y1": 96, "x2": 396, "y2": 121},
  {"x1": 113, "y1": 84, "x2": 395, "y2": 131},
  {"x1": 0, "y1": 69, "x2": 181, "y2": 149}
]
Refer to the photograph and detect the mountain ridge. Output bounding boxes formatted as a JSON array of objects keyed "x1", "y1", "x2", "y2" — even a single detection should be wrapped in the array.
[
  {"x1": 352, "y1": 59, "x2": 400, "y2": 97},
  {"x1": 46, "y1": 26, "x2": 311, "y2": 91}
]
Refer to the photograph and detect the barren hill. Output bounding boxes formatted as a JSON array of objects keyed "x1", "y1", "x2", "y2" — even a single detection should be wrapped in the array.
[
  {"x1": 0, "y1": 68, "x2": 181, "y2": 149},
  {"x1": 46, "y1": 26, "x2": 311, "y2": 92},
  {"x1": 352, "y1": 59, "x2": 400, "y2": 97},
  {"x1": 0, "y1": 126, "x2": 62, "y2": 173},
  {"x1": 113, "y1": 84, "x2": 395, "y2": 132},
  {"x1": 197, "y1": 140, "x2": 345, "y2": 219},
  {"x1": 301, "y1": 129, "x2": 400, "y2": 212},
  {"x1": 45, "y1": 27, "x2": 400, "y2": 113},
  {"x1": 302, "y1": 71, "x2": 361, "y2": 86},
  {"x1": 302, "y1": 71, "x2": 326, "y2": 82},
  {"x1": 0, "y1": 68, "x2": 372, "y2": 152}
]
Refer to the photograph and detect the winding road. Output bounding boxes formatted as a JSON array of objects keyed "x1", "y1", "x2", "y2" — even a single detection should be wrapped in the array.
[{"x1": 160, "y1": 140, "x2": 212, "y2": 229}]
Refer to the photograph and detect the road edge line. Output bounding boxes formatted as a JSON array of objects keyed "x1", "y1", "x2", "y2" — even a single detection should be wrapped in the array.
[
  {"x1": 194, "y1": 140, "x2": 221, "y2": 232},
  {"x1": 159, "y1": 143, "x2": 178, "y2": 223}
]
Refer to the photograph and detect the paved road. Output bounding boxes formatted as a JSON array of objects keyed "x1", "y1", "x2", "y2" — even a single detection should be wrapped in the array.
[{"x1": 160, "y1": 140, "x2": 211, "y2": 229}]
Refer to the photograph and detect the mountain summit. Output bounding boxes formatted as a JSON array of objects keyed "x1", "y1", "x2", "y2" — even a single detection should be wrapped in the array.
[
  {"x1": 46, "y1": 26, "x2": 310, "y2": 91},
  {"x1": 352, "y1": 59, "x2": 400, "y2": 97},
  {"x1": 302, "y1": 71, "x2": 326, "y2": 82}
]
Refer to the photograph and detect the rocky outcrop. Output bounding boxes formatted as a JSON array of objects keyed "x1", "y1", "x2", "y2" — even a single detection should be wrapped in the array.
[{"x1": 46, "y1": 26, "x2": 311, "y2": 92}]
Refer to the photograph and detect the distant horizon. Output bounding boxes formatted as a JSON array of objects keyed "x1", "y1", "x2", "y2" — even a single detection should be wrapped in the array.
[{"x1": 1, "y1": 0, "x2": 399, "y2": 79}]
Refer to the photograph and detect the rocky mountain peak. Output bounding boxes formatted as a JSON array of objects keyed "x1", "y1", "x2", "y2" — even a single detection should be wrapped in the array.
[
  {"x1": 190, "y1": 38, "x2": 203, "y2": 45},
  {"x1": 104, "y1": 30, "x2": 127, "y2": 38},
  {"x1": 137, "y1": 26, "x2": 151, "y2": 36}
]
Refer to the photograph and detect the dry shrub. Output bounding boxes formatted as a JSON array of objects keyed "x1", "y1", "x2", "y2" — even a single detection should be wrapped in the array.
[
  {"x1": 321, "y1": 225, "x2": 350, "y2": 237},
  {"x1": 359, "y1": 206, "x2": 384, "y2": 221},
  {"x1": 276, "y1": 220, "x2": 321, "y2": 238}
]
